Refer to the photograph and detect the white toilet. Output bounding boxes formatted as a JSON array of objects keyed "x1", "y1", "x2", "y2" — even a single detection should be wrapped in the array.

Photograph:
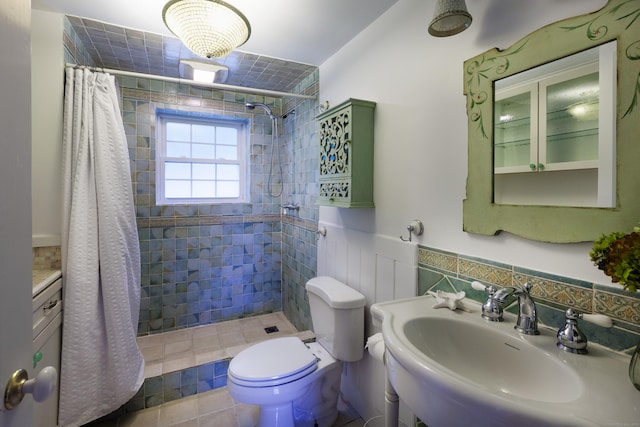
[{"x1": 227, "y1": 276, "x2": 366, "y2": 427}]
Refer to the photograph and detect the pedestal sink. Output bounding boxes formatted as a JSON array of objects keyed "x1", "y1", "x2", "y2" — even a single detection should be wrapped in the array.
[{"x1": 371, "y1": 295, "x2": 640, "y2": 427}]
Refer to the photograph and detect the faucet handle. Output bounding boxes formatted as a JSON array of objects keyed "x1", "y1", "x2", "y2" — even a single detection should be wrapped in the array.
[
  {"x1": 472, "y1": 282, "x2": 505, "y2": 322},
  {"x1": 557, "y1": 308, "x2": 613, "y2": 355},
  {"x1": 471, "y1": 281, "x2": 489, "y2": 292},
  {"x1": 581, "y1": 312, "x2": 613, "y2": 328}
]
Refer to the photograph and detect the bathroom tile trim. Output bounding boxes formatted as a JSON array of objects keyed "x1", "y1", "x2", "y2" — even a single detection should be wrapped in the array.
[
  {"x1": 136, "y1": 213, "x2": 318, "y2": 233},
  {"x1": 124, "y1": 358, "x2": 232, "y2": 413},
  {"x1": 418, "y1": 245, "x2": 640, "y2": 352}
]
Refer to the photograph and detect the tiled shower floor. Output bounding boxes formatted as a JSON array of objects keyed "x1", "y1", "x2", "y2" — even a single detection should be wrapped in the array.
[{"x1": 86, "y1": 313, "x2": 365, "y2": 427}]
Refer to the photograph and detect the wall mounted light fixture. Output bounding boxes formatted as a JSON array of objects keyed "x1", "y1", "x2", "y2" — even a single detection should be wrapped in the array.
[
  {"x1": 428, "y1": 0, "x2": 472, "y2": 37},
  {"x1": 162, "y1": 0, "x2": 251, "y2": 59}
]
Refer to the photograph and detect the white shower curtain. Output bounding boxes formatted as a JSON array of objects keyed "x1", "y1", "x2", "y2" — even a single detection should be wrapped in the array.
[{"x1": 59, "y1": 67, "x2": 144, "y2": 427}]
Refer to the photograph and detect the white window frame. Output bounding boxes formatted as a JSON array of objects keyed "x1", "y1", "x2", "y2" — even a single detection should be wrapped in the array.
[{"x1": 156, "y1": 111, "x2": 249, "y2": 205}]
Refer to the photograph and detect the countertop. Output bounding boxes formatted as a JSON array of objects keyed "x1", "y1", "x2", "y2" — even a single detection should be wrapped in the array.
[{"x1": 32, "y1": 268, "x2": 62, "y2": 297}]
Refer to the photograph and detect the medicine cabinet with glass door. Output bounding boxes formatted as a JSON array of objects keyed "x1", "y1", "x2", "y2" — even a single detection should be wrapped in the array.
[{"x1": 493, "y1": 41, "x2": 616, "y2": 208}]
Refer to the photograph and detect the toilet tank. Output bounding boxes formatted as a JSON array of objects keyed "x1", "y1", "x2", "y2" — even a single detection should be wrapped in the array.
[{"x1": 306, "y1": 276, "x2": 366, "y2": 362}]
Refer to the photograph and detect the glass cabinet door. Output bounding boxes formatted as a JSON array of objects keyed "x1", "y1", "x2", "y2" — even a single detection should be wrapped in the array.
[
  {"x1": 494, "y1": 83, "x2": 538, "y2": 174},
  {"x1": 539, "y1": 63, "x2": 599, "y2": 171},
  {"x1": 490, "y1": 41, "x2": 616, "y2": 209}
]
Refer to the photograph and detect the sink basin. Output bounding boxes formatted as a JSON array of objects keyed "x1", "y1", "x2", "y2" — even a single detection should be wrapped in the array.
[
  {"x1": 371, "y1": 294, "x2": 640, "y2": 427},
  {"x1": 403, "y1": 317, "x2": 582, "y2": 403}
]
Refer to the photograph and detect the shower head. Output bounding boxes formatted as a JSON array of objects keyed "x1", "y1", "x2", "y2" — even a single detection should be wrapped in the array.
[{"x1": 245, "y1": 102, "x2": 275, "y2": 118}]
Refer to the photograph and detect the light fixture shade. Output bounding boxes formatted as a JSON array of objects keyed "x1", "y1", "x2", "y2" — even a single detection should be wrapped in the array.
[
  {"x1": 428, "y1": 0, "x2": 472, "y2": 37},
  {"x1": 179, "y1": 59, "x2": 229, "y2": 83},
  {"x1": 163, "y1": 0, "x2": 251, "y2": 59}
]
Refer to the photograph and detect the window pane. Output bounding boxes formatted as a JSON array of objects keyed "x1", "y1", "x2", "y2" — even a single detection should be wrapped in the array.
[
  {"x1": 192, "y1": 181, "x2": 215, "y2": 198},
  {"x1": 193, "y1": 163, "x2": 215, "y2": 180},
  {"x1": 192, "y1": 143, "x2": 215, "y2": 159},
  {"x1": 192, "y1": 124, "x2": 216, "y2": 143},
  {"x1": 167, "y1": 142, "x2": 191, "y2": 158},
  {"x1": 166, "y1": 122, "x2": 190, "y2": 142},
  {"x1": 217, "y1": 181, "x2": 239, "y2": 198},
  {"x1": 217, "y1": 164, "x2": 239, "y2": 180},
  {"x1": 158, "y1": 114, "x2": 246, "y2": 205},
  {"x1": 165, "y1": 162, "x2": 192, "y2": 180},
  {"x1": 216, "y1": 145, "x2": 238, "y2": 160},
  {"x1": 165, "y1": 180, "x2": 191, "y2": 198},
  {"x1": 217, "y1": 127, "x2": 237, "y2": 145}
]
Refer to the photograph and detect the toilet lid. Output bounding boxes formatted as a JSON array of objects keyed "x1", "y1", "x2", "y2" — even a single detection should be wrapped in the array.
[{"x1": 229, "y1": 337, "x2": 318, "y2": 386}]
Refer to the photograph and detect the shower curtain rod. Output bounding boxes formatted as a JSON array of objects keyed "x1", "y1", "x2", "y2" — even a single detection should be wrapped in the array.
[{"x1": 65, "y1": 63, "x2": 316, "y2": 100}]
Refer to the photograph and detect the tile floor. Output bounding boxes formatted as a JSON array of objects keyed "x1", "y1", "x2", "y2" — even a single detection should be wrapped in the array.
[
  {"x1": 86, "y1": 313, "x2": 365, "y2": 427},
  {"x1": 89, "y1": 387, "x2": 365, "y2": 427},
  {"x1": 137, "y1": 312, "x2": 315, "y2": 379}
]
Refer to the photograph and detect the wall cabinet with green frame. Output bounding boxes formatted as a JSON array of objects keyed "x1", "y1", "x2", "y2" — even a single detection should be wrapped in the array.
[
  {"x1": 463, "y1": 0, "x2": 640, "y2": 242},
  {"x1": 316, "y1": 98, "x2": 376, "y2": 208}
]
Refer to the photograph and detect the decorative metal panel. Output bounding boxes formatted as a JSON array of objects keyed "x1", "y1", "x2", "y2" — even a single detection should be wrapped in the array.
[
  {"x1": 319, "y1": 181, "x2": 351, "y2": 200},
  {"x1": 319, "y1": 109, "x2": 351, "y2": 176}
]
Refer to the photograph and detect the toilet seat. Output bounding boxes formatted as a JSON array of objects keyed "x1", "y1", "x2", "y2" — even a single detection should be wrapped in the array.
[{"x1": 228, "y1": 337, "x2": 318, "y2": 387}]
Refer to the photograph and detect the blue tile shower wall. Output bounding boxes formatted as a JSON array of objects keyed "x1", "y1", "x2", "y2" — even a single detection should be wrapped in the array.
[
  {"x1": 120, "y1": 80, "x2": 288, "y2": 335},
  {"x1": 281, "y1": 73, "x2": 321, "y2": 332},
  {"x1": 63, "y1": 17, "x2": 321, "y2": 336}
]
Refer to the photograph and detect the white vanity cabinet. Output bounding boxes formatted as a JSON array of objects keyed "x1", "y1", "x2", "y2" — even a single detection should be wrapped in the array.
[{"x1": 32, "y1": 271, "x2": 63, "y2": 427}]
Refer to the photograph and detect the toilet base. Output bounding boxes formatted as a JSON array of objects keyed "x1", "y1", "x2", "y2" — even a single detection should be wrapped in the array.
[
  {"x1": 254, "y1": 360, "x2": 341, "y2": 427},
  {"x1": 258, "y1": 403, "x2": 296, "y2": 427},
  {"x1": 229, "y1": 342, "x2": 343, "y2": 427}
]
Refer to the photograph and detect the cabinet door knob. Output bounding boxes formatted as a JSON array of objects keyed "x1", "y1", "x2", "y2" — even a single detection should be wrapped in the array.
[
  {"x1": 529, "y1": 163, "x2": 536, "y2": 170},
  {"x1": 538, "y1": 163, "x2": 544, "y2": 170}
]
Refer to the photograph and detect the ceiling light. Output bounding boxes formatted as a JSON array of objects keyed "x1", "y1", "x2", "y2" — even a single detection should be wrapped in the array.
[
  {"x1": 162, "y1": 0, "x2": 251, "y2": 59},
  {"x1": 428, "y1": 0, "x2": 472, "y2": 37},
  {"x1": 179, "y1": 59, "x2": 229, "y2": 83}
]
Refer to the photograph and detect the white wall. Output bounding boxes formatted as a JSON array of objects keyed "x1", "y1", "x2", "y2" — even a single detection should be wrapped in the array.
[
  {"x1": 31, "y1": 9, "x2": 64, "y2": 247},
  {"x1": 319, "y1": 0, "x2": 611, "y2": 285}
]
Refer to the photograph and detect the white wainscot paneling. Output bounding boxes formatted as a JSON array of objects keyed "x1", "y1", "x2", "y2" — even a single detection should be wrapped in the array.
[
  {"x1": 316, "y1": 222, "x2": 417, "y2": 427},
  {"x1": 317, "y1": 222, "x2": 417, "y2": 307}
]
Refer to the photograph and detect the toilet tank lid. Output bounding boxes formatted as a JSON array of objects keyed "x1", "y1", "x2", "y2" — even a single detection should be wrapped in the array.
[{"x1": 306, "y1": 276, "x2": 366, "y2": 309}]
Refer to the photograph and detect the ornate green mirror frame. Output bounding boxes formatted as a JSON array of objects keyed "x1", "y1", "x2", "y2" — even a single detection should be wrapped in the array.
[{"x1": 463, "y1": 0, "x2": 640, "y2": 243}]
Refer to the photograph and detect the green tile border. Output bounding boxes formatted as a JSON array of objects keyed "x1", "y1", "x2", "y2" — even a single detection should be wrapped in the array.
[{"x1": 418, "y1": 245, "x2": 640, "y2": 353}]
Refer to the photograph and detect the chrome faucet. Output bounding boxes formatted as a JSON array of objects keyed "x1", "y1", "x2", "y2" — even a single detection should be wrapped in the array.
[
  {"x1": 473, "y1": 281, "x2": 540, "y2": 335},
  {"x1": 556, "y1": 308, "x2": 613, "y2": 354}
]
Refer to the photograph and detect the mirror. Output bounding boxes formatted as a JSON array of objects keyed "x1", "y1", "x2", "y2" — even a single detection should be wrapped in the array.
[{"x1": 463, "y1": 0, "x2": 640, "y2": 243}]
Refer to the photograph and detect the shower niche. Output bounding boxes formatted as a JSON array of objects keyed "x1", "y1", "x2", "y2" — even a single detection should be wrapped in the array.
[{"x1": 316, "y1": 98, "x2": 376, "y2": 208}]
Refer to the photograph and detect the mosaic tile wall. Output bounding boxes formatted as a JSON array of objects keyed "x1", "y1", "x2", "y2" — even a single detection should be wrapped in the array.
[
  {"x1": 63, "y1": 17, "x2": 95, "y2": 66},
  {"x1": 32, "y1": 246, "x2": 62, "y2": 271},
  {"x1": 281, "y1": 71, "x2": 321, "y2": 332},
  {"x1": 418, "y1": 245, "x2": 640, "y2": 353},
  {"x1": 63, "y1": 17, "x2": 320, "y2": 335},
  {"x1": 126, "y1": 358, "x2": 230, "y2": 412},
  {"x1": 121, "y1": 82, "x2": 287, "y2": 335}
]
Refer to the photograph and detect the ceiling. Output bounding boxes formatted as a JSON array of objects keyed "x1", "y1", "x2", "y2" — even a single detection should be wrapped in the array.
[{"x1": 32, "y1": 0, "x2": 399, "y2": 94}]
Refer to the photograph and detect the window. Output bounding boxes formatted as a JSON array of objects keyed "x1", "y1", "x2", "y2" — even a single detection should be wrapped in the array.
[{"x1": 156, "y1": 111, "x2": 248, "y2": 205}]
